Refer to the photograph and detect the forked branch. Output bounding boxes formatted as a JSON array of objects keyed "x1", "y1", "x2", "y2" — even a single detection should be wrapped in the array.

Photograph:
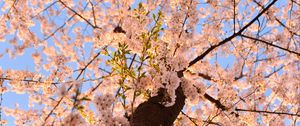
[{"x1": 188, "y1": 0, "x2": 278, "y2": 67}]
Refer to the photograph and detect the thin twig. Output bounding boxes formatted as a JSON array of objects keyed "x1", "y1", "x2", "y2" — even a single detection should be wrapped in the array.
[
  {"x1": 188, "y1": 0, "x2": 277, "y2": 67},
  {"x1": 233, "y1": 0, "x2": 236, "y2": 33},
  {"x1": 253, "y1": 0, "x2": 300, "y2": 37},
  {"x1": 240, "y1": 34, "x2": 300, "y2": 56},
  {"x1": 264, "y1": 65, "x2": 284, "y2": 78},
  {"x1": 31, "y1": 1, "x2": 58, "y2": 18},
  {"x1": 6, "y1": 0, "x2": 18, "y2": 19},
  {"x1": 0, "y1": 77, "x2": 3, "y2": 126},
  {"x1": 181, "y1": 111, "x2": 199, "y2": 126},
  {"x1": 88, "y1": 0, "x2": 97, "y2": 27},
  {"x1": 58, "y1": 0, "x2": 100, "y2": 29},
  {"x1": 0, "y1": 77, "x2": 59, "y2": 85},
  {"x1": 42, "y1": 2, "x2": 90, "y2": 42},
  {"x1": 178, "y1": 0, "x2": 192, "y2": 38},
  {"x1": 130, "y1": 54, "x2": 137, "y2": 115},
  {"x1": 235, "y1": 108, "x2": 300, "y2": 117},
  {"x1": 42, "y1": 51, "x2": 102, "y2": 125}
]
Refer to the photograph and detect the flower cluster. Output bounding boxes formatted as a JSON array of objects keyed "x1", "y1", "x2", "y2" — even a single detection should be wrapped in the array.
[
  {"x1": 93, "y1": 93, "x2": 129, "y2": 125},
  {"x1": 94, "y1": 94, "x2": 114, "y2": 112},
  {"x1": 63, "y1": 112, "x2": 87, "y2": 126}
]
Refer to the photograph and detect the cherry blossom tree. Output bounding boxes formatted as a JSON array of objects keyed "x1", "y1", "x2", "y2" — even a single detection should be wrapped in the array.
[{"x1": 0, "y1": 0, "x2": 299, "y2": 125}]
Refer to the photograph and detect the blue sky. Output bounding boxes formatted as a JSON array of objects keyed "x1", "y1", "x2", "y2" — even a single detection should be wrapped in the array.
[{"x1": 0, "y1": 0, "x2": 298, "y2": 126}]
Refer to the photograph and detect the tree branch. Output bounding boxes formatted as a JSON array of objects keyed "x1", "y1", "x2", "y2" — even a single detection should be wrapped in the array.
[
  {"x1": 253, "y1": 0, "x2": 300, "y2": 37},
  {"x1": 0, "y1": 77, "x2": 59, "y2": 85},
  {"x1": 42, "y1": 2, "x2": 90, "y2": 41},
  {"x1": 240, "y1": 34, "x2": 300, "y2": 56},
  {"x1": 235, "y1": 108, "x2": 300, "y2": 117},
  {"x1": 181, "y1": 111, "x2": 198, "y2": 126},
  {"x1": 233, "y1": 0, "x2": 236, "y2": 33},
  {"x1": 32, "y1": 1, "x2": 58, "y2": 18},
  {"x1": 204, "y1": 93, "x2": 227, "y2": 111},
  {"x1": 0, "y1": 77, "x2": 3, "y2": 124},
  {"x1": 42, "y1": 51, "x2": 102, "y2": 125},
  {"x1": 88, "y1": 0, "x2": 97, "y2": 27},
  {"x1": 58, "y1": 0, "x2": 100, "y2": 29},
  {"x1": 188, "y1": 0, "x2": 277, "y2": 67}
]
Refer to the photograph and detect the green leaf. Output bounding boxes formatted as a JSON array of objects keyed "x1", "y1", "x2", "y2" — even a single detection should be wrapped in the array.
[
  {"x1": 81, "y1": 97, "x2": 91, "y2": 101},
  {"x1": 135, "y1": 90, "x2": 142, "y2": 96},
  {"x1": 121, "y1": 95, "x2": 126, "y2": 100},
  {"x1": 152, "y1": 13, "x2": 156, "y2": 20},
  {"x1": 76, "y1": 105, "x2": 84, "y2": 110},
  {"x1": 140, "y1": 72, "x2": 146, "y2": 78},
  {"x1": 146, "y1": 41, "x2": 151, "y2": 49},
  {"x1": 138, "y1": 3, "x2": 143, "y2": 10},
  {"x1": 158, "y1": 11, "x2": 163, "y2": 18}
]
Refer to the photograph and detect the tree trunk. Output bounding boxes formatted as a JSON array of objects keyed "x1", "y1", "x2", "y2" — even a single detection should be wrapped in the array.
[{"x1": 130, "y1": 84, "x2": 186, "y2": 126}]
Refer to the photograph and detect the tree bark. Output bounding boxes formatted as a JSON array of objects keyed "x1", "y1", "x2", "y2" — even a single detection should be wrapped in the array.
[{"x1": 130, "y1": 84, "x2": 186, "y2": 126}]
